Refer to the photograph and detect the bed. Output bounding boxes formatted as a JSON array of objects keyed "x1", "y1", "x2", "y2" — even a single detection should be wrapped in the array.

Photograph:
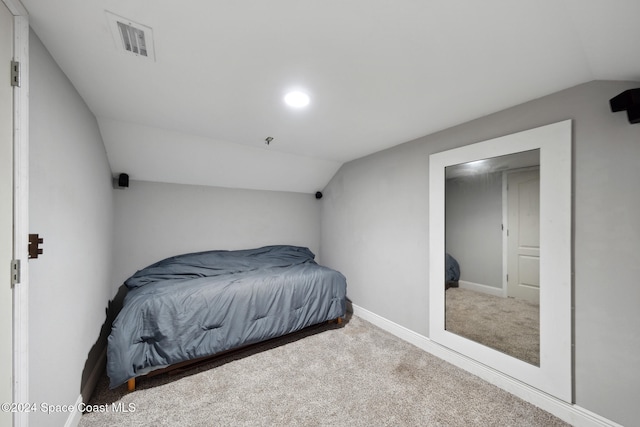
[
  {"x1": 445, "y1": 253, "x2": 460, "y2": 289},
  {"x1": 106, "y1": 245, "x2": 347, "y2": 389}
]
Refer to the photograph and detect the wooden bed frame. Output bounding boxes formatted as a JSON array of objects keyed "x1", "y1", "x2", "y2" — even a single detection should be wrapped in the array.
[{"x1": 125, "y1": 317, "x2": 343, "y2": 391}]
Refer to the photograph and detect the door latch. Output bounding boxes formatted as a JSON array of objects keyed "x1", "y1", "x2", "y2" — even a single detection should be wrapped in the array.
[{"x1": 28, "y1": 234, "x2": 43, "y2": 259}]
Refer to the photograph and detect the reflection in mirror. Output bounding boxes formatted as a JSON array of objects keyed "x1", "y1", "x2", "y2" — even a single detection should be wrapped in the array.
[{"x1": 444, "y1": 149, "x2": 540, "y2": 366}]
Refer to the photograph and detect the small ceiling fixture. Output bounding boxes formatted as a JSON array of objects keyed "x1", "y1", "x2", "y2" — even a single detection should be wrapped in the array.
[
  {"x1": 265, "y1": 136, "x2": 274, "y2": 145},
  {"x1": 284, "y1": 91, "x2": 310, "y2": 108}
]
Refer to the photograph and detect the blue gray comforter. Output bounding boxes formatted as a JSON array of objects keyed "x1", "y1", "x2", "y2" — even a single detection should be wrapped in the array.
[
  {"x1": 107, "y1": 245, "x2": 347, "y2": 388},
  {"x1": 445, "y1": 253, "x2": 460, "y2": 283}
]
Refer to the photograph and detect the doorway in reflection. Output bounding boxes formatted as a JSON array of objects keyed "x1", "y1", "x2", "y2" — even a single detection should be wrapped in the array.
[{"x1": 444, "y1": 149, "x2": 540, "y2": 366}]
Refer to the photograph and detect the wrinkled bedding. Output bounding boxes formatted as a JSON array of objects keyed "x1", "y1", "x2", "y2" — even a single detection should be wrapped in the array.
[
  {"x1": 445, "y1": 253, "x2": 460, "y2": 283},
  {"x1": 107, "y1": 245, "x2": 347, "y2": 388}
]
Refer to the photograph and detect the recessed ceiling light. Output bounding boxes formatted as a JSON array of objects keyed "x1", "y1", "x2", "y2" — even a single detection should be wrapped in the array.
[
  {"x1": 284, "y1": 91, "x2": 310, "y2": 108},
  {"x1": 466, "y1": 159, "x2": 487, "y2": 167}
]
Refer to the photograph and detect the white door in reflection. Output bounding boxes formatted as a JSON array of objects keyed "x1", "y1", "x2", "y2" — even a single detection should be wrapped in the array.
[{"x1": 507, "y1": 169, "x2": 540, "y2": 304}]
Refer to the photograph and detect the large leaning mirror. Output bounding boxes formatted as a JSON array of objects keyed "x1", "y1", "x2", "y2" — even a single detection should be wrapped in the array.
[{"x1": 429, "y1": 120, "x2": 572, "y2": 402}]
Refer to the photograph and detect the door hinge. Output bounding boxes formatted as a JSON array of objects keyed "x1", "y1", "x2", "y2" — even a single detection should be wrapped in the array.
[
  {"x1": 11, "y1": 259, "x2": 20, "y2": 287},
  {"x1": 11, "y1": 61, "x2": 20, "y2": 87}
]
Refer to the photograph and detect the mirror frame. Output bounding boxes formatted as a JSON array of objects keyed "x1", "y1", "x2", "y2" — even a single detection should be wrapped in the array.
[{"x1": 429, "y1": 120, "x2": 572, "y2": 402}]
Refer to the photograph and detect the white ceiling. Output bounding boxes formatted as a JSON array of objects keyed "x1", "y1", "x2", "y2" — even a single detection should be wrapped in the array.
[{"x1": 22, "y1": 0, "x2": 640, "y2": 193}]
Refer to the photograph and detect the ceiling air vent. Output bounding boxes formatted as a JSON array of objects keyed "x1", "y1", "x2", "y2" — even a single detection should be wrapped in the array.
[{"x1": 106, "y1": 11, "x2": 156, "y2": 61}]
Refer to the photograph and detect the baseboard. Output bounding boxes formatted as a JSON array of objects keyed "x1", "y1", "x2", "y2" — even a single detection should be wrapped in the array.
[
  {"x1": 63, "y1": 394, "x2": 83, "y2": 427},
  {"x1": 569, "y1": 406, "x2": 625, "y2": 427},
  {"x1": 65, "y1": 347, "x2": 107, "y2": 427},
  {"x1": 81, "y1": 347, "x2": 107, "y2": 402},
  {"x1": 458, "y1": 280, "x2": 504, "y2": 297},
  {"x1": 351, "y1": 304, "x2": 622, "y2": 427}
]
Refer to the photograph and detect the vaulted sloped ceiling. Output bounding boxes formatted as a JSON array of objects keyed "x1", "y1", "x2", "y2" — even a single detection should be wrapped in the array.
[{"x1": 22, "y1": 0, "x2": 640, "y2": 193}]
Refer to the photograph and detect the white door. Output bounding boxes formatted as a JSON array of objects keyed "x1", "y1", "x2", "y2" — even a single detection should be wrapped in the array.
[
  {"x1": 0, "y1": 1, "x2": 14, "y2": 425},
  {"x1": 507, "y1": 169, "x2": 540, "y2": 303}
]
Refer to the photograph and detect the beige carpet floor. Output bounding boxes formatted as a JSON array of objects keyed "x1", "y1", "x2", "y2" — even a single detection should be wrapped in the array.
[
  {"x1": 80, "y1": 314, "x2": 566, "y2": 426},
  {"x1": 445, "y1": 288, "x2": 540, "y2": 366}
]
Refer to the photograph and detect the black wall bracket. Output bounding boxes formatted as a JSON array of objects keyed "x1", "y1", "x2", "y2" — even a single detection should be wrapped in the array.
[{"x1": 610, "y1": 89, "x2": 640, "y2": 124}]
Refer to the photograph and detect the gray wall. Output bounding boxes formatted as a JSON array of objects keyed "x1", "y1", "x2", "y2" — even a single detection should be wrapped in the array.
[
  {"x1": 320, "y1": 80, "x2": 640, "y2": 426},
  {"x1": 445, "y1": 172, "x2": 503, "y2": 288},
  {"x1": 29, "y1": 31, "x2": 115, "y2": 427},
  {"x1": 113, "y1": 181, "x2": 321, "y2": 286}
]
